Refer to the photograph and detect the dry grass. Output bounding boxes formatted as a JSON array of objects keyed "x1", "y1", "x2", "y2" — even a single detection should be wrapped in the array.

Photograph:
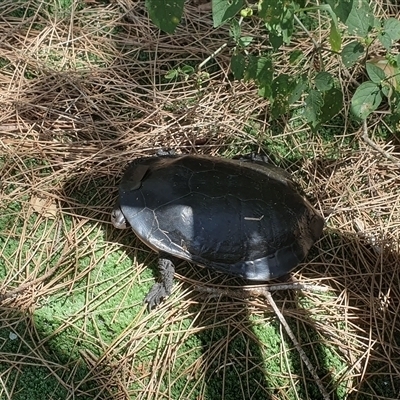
[{"x1": 0, "y1": 0, "x2": 400, "y2": 399}]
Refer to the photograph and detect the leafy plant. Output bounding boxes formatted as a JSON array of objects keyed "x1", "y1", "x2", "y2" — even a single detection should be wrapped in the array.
[
  {"x1": 165, "y1": 64, "x2": 195, "y2": 80},
  {"x1": 145, "y1": 0, "x2": 400, "y2": 127},
  {"x1": 351, "y1": 59, "x2": 400, "y2": 120},
  {"x1": 145, "y1": 0, "x2": 185, "y2": 34}
]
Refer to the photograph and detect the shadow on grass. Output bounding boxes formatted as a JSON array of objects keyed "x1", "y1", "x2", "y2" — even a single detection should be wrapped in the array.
[
  {"x1": 182, "y1": 264, "x2": 344, "y2": 400},
  {"x1": 61, "y1": 168, "x2": 400, "y2": 399},
  {"x1": 1, "y1": 167, "x2": 399, "y2": 399},
  {"x1": 0, "y1": 310, "x2": 97, "y2": 399}
]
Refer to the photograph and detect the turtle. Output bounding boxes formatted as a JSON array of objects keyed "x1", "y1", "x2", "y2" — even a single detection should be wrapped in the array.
[{"x1": 111, "y1": 154, "x2": 324, "y2": 309}]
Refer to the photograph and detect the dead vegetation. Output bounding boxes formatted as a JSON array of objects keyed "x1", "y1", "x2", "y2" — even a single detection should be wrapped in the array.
[{"x1": 0, "y1": 0, "x2": 399, "y2": 399}]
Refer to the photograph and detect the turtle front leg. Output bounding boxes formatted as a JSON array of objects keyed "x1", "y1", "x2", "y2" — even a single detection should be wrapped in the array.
[{"x1": 144, "y1": 254, "x2": 175, "y2": 309}]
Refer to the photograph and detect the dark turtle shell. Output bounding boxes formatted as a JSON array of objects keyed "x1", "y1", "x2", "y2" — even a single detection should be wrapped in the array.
[{"x1": 112, "y1": 155, "x2": 323, "y2": 281}]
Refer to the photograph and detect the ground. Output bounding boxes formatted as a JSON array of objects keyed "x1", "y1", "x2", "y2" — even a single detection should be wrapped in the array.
[{"x1": 0, "y1": 1, "x2": 399, "y2": 399}]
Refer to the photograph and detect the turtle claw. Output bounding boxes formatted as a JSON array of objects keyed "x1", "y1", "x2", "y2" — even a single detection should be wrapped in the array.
[
  {"x1": 144, "y1": 283, "x2": 170, "y2": 310},
  {"x1": 144, "y1": 256, "x2": 175, "y2": 310}
]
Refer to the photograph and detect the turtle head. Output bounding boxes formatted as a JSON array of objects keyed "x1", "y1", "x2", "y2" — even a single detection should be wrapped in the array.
[{"x1": 111, "y1": 202, "x2": 129, "y2": 229}]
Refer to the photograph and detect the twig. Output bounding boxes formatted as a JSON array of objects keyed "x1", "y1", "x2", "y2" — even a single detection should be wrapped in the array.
[
  {"x1": 361, "y1": 119, "x2": 400, "y2": 165},
  {"x1": 198, "y1": 16, "x2": 244, "y2": 71},
  {"x1": 194, "y1": 283, "x2": 330, "y2": 399},
  {"x1": 0, "y1": 221, "x2": 64, "y2": 304},
  {"x1": 0, "y1": 266, "x2": 58, "y2": 303},
  {"x1": 194, "y1": 282, "x2": 329, "y2": 299},
  {"x1": 293, "y1": 14, "x2": 320, "y2": 50},
  {"x1": 245, "y1": 283, "x2": 329, "y2": 294},
  {"x1": 263, "y1": 288, "x2": 331, "y2": 400},
  {"x1": 197, "y1": 43, "x2": 227, "y2": 71}
]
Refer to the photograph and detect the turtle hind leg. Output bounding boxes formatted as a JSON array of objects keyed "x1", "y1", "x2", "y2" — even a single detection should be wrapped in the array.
[{"x1": 144, "y1": 254, "x2": 175, "y2": 310}]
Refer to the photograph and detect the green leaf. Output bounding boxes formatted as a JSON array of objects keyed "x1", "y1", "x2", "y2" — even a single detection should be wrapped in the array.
[
  {"x1": 304, "y1": 89, "x2": 323, "y2": 129},
  {"x1": 259, "y1": 0, "x2": 284, "y2": 24},
  {"x1": 383, "y1": 18, "x2": 400, "y2": 41},
  {"x1": 270, "y1": 74, "x2": 297, "y2": 117},
  {"x1": 368, "y1": 58, "x2": 398, "y2": 89},
  {"x1": 244, "y1": 56, "x2": 273, "y2": 99},
  {"x1": 272, "y1": 74, "x2": 292, "y2": 97},
  {"x1": 324, "y1": 0, "x2": 352, "y2": 23},
  {"x1": 341, "y1": 41, "x2": 365, "y2": 68},
  {"x1": 351, "y1": 81, "x2": 383, "y2": 120},
  {"x1": 269, "y1": 32, "x2": 283, "y2": 50},
  {"x1": 319, "y1": 87, "x2": 343, "y2": 123},
  {"x1": 315, "y1": 72, "x2": 334, "y2": 91},
  {"x1": 165, "y1": 69, "x2": 179, "y2": 79},
  {"x1": 279, "y1": 5, "x2": 295, "y2": 44},
  {"x1": 212, "y1": 0, "x2": 244, "y2": 27},
  {"x1": 181, "y1": 65, "x2": 195, "y2": 74},
  {"x1": 256, "y1": 59, "x2": 274, "y2": 89},
  {"x1": 230, "y1": 19, "x2": 241, "y2": 41},
  {"x1": 378, "y1": 18, "x2": 400, "y2": 50},
  {"x1": 145, "y1": 0, "x2": 185, "y2": 34},
  {"x1": 373, "y1": 17, "x2": 381, "y2": 30},
  {"x1": 390, "y1": 90, "x2": 400, "y2": 115},
  {"x1": 378, "y1": 31, "x2": 392, "y2": 51},
  {"x1": 270, "y1": 96, "x2": 289, "y2": 119},
  {"x1": 258, "y1": 84, "x2": 272, "y2": 99},
  {"x1": 381, "y1": 85, "x2": 391, "y2": 98},
  {"x1": 244, "y1": 56, "x2": 273, "y2": 87},
  {"x1": 260, "y1": 0, "x2": 294, "y2": 45},
  {"x1": 289, "y1": 50, "x2": 303, "y2": 65},
  {"x1": 366, "y1": 62, "x2": 386, "y2": 84},
  {"x1": 346, "y1": 0, "x2": 374, "y2": 37},
  {"x1": 303, "y1": 85, "x2": 343, "y2": 129},
  {"x1": 239, "y1": 36, "x2": 254, "y2": 47},
  {"x1": 244, "y1": 55, "x2": 258, "y2": 82},
  {"x1": 329, "y1": 19, "x2": 341, "y2": 52},
  {"x1": 288, "y1": 76, "x2": 307, "y2": 104},
  {"x1": 231, "y1": 53, "x2": 246, "y2": 80}
]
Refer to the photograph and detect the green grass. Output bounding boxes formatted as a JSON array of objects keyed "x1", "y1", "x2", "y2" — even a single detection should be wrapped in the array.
[
  {"x1": 0, "y1": 211, "x2": 397, "y2": 399},
  {"x1": 0, "y1": 186, "x2": 349, "y2": 399},
  {"x1": 0, "y1": 313, "x2": 95, "y2": 400},
  {"x1": 222, "y1": 112, "x2": 360, "y2": 167}
]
